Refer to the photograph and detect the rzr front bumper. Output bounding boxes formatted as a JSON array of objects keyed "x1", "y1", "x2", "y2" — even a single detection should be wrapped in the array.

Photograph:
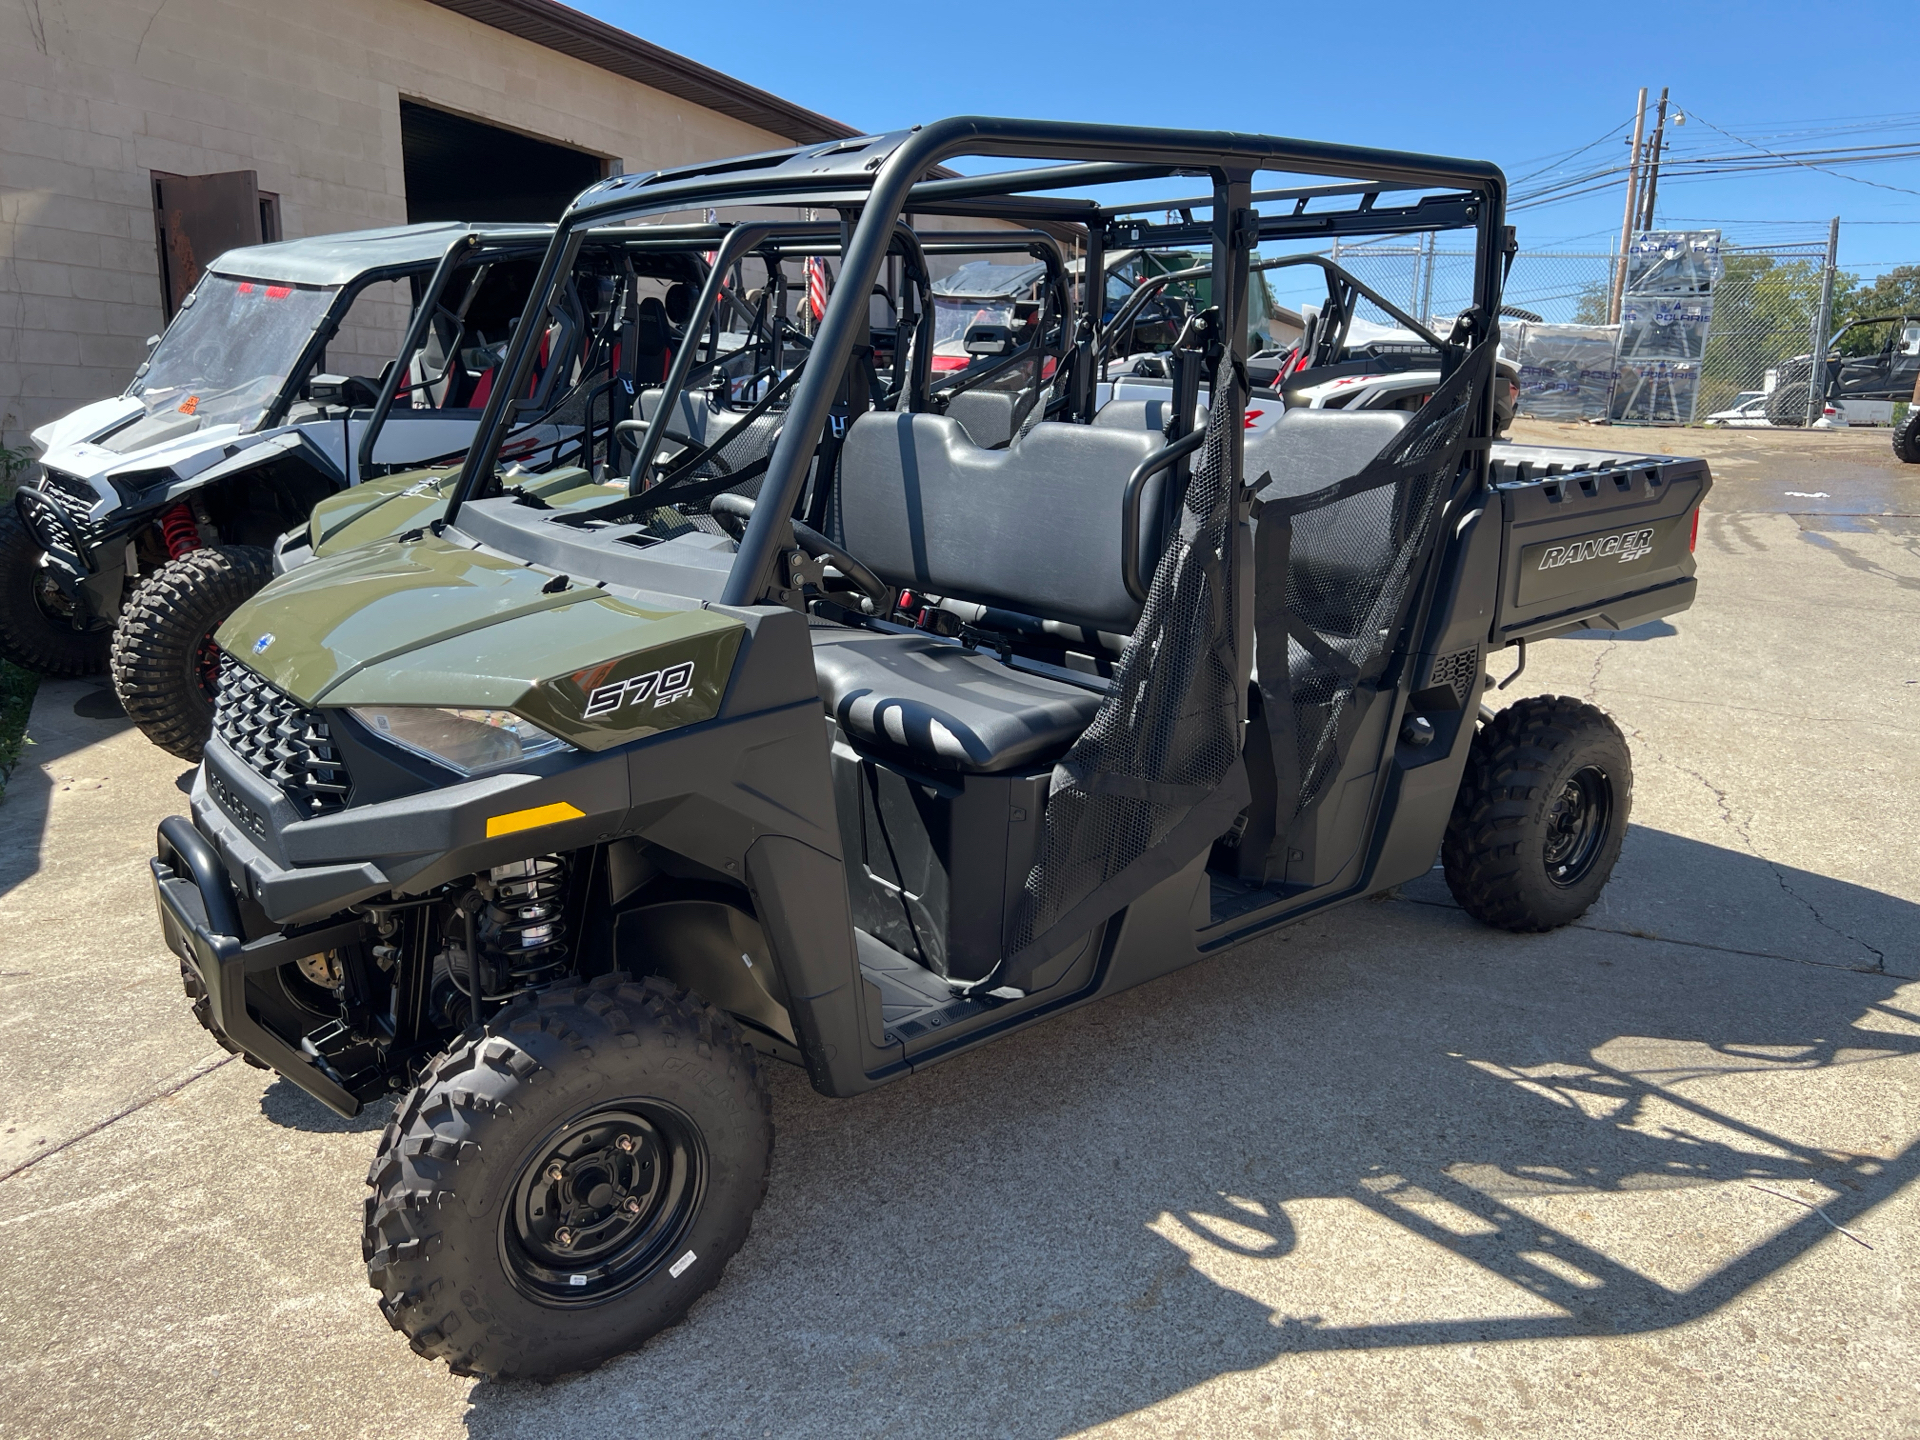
[{"x1": 151, "y1": 814, "x2": 372, "y2": 1117}]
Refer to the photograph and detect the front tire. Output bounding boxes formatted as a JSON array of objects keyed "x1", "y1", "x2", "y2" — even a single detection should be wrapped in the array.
[
  {"x1": 110, "y1": 545, "x2": 272, "y2": 759},
  {"x1": 364, "y1": 974, "x2": 773, "y2": 1380},
  {"x1": 1894, "y1": 405, "x2": 1920, "y2": 464},
  {"x1": 0, "y1": 507, "x2": 110, "y2": 675},
  {"x1": 1442, "y1": 695, "x2": 1632, "y2": 932}
]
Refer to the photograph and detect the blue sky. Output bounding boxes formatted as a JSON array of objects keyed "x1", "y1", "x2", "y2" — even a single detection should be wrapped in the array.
[{"x1": 574, "y1": 0, "x2": 1918, "y2": 280}]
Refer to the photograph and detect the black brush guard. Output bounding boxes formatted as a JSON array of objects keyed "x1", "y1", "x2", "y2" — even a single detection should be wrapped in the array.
[{"x1": 150, "y1": 814, "x2": 372, "y2": 1116}]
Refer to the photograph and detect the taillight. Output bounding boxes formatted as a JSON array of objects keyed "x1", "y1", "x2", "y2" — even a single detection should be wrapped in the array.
[{"x1": 1689, "y1": 509, "x2": 1699, "y2": 552}]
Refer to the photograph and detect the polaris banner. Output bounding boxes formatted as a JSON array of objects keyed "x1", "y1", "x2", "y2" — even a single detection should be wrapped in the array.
[{"x1": 1612, "y1": 231, "x2": 1721, "y2": 424}]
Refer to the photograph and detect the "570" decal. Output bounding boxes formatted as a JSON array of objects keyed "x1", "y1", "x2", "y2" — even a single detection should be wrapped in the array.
[{"x1": 583, "y1": 661, "x2": 697, "y2": 719}]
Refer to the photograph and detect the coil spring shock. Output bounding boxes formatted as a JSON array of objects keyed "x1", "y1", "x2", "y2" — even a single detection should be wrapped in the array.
[
  {"x1": 158, "y1": 502, "x2": 202, "y2": 560},
  {"x1": 480, "y1": 855, "x2": 570, "y2": 987}
]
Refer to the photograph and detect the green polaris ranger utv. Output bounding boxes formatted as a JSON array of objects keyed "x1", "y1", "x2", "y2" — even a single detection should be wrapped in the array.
[{"x1": 151, "y1": 118, "x2": 1711, "y2": 1381}]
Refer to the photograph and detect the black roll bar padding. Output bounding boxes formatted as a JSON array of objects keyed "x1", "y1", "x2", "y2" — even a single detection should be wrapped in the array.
[
  {"x1": 356, "y1": 233, "x2": 478, "y2": 483},
  {"x1": 1120, "y1": 426, "x2": 1208, "y2": 602},
  {"x1": 158, "y1": 814, "x2": 244, "y2": 939}
]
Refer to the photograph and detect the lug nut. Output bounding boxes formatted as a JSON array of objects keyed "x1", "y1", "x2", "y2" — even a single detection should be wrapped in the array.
[
  {"x1": 553, "y1": 1227, "x2": 575, "y2": 1248},
  {"x1": 615, "y1": 1135, "x2": 635, "y2": 1153},
  {"x1": 623, "y1": 1198, "x2": 643, "y2": 1215},
  {"x1": 544, "y1": 1161, "x2": 565, "y2": 1182}
]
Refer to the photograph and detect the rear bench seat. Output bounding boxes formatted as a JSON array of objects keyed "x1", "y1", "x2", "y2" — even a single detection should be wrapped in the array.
[
  {"x1": 816, "y1": 412, "x2": 1167, "y2": 772},
  {"x1": 814, "y1": 405, "x2": 1411, "y2": 775}
]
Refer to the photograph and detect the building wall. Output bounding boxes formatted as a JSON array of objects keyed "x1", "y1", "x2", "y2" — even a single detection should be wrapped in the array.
[{"x1": 0, "y1": 0, "x2": 796, "y2": 446}]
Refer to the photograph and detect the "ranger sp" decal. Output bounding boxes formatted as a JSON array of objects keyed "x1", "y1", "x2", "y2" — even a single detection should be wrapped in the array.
[
  {"x1": 583, "y1": 661, "x2": 697, "y2": 719},
  {"x1": 1539, "y1": 528, "x2": 1655, "y2": 570}
]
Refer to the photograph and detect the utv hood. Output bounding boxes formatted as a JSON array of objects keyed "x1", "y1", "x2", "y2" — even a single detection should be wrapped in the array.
[
  {"x1": 308, "y1": 467, "x2": 624, "y2": 558},
  {"x1": 217, "y1": 535, "x2": 743, "y2": 751}
]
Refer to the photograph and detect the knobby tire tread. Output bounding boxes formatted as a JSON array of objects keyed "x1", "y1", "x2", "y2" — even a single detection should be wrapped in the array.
[
  {"x1": 363, "y1": 974, "x2": 772, "y2": 1379},
  {"x1": 1441, "y1": 694, "x2": 1631, "y2": 933},
  {"x1": 110, "y1": 545, "x2": 271, "y2": 759}
]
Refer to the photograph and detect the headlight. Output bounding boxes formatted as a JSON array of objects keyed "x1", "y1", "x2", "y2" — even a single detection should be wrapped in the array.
[{"x1": 350, "y1": 707, "x2": 574, "y2": 775}]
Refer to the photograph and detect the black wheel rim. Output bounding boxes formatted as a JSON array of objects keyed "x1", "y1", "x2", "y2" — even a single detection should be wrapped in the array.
[
  {"x1": 501, "y1": 1100, "x2": 707, "y2": 1307},
  {"x1": 1543, "y1": 764, "x2": 1612, "y2": 888},
  {"x1": 194, "y1": 631, "x2": 222, "y2": 701},
  {"x1": 30, "y1": 568, "x2": 79, "y2": 625}
]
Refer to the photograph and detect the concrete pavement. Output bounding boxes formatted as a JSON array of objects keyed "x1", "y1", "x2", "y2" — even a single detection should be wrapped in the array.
[{"x1": 0, "y1": 423, "x2": 1914, "y2": 1438}]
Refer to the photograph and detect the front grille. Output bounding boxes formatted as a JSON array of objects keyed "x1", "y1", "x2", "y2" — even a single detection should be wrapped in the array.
[
  {"x1": 36, "y1": 469, "x2": 97, "y2": 512},
  {"x1": 213, "y1": 658, "x2": 352, "y2": 817}
]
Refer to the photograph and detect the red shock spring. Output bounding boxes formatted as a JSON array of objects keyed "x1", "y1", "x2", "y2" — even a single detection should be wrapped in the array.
[{"x1": 159, "y1": 502, "x2": 202, "y2": 560}]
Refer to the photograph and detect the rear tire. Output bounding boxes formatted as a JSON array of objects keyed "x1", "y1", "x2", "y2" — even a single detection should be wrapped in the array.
[
  {"x1": 1764, "y1": 382, "x2": 1813, "y2": 428},
  {"x1": 1442, "y1": 695, "x2": 1632, "y2": 932},
  {"x1": 110, "y1": 545, "x2": 272, "y2": 760},
  {"x1": 364, "y1": 974, "x2": 773, "y2": 1380},
  {"x1": 1894, "y1": 405, "x2": 1920, "y2": 464},
  {"x1": 0, "y1": 507, "x2": 110, "y2": 675}
]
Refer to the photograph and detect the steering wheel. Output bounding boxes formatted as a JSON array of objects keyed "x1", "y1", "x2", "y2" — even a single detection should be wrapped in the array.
[{"x1": 709, "y1": 493, "x2": 893, "y2": 614}]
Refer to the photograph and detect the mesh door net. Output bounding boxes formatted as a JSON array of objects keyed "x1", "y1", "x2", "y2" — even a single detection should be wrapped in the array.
[
  {"x1": 1253, "y1": 342, "x2": 1493, "y2": 828},
  {"x1": 1008, "y1": 352, "x2": 1252, "y2": 975}
]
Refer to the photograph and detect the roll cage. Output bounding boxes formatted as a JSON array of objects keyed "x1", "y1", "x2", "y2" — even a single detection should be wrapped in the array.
[{"x1": 443, "y1": 118, "x2": 1507, "y2": 607}]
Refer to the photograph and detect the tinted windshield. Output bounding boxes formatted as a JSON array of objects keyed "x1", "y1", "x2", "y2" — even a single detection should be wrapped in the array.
[
  {"x1": 932, "y1": 296, "x2": 1014, "y2": 348},
  {"x1": 127, "y1": 274, "x2": 337, "y2": 438}
]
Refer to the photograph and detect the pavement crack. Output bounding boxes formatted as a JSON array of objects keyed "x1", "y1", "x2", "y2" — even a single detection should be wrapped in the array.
[
  {"x1": 1655, "y1": 749, "x2": 1889, "y2": 973},
  {"x1": 0, "y1": 1052, "x2": 237, "y2": 1184},
  {"x1": 1395, "y1": 893, "x2": 1915, "y2": 979},
  {"x1": 1583, "y1": 639, "x2": 1618, "y2": 703}
]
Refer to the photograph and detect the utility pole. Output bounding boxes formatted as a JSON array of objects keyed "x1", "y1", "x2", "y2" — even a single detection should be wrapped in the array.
[
  {"x1": 1638, "y1": 87, "x2": 1670, "y2": 230},
  {"x1": 1610, "y1": 87, "x2": 1649, "y2": 325},
  {"x1": 1806, "y1": 216, "x2": 1841, "y2": 426}
]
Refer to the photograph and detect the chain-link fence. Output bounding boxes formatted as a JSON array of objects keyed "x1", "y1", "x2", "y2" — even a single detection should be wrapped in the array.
[{"x1": 1298, "y1": 239, "x2": 1839, "y2": 425}]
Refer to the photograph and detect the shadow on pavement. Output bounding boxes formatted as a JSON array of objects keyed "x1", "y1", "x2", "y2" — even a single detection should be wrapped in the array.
[
  {"x1": 0, "y1": 680, "x2": 132, "y2": 903},
  {"x1": 259, "y1": 1077, "x2": 392, "y2": 1133},
  {"x1": 1560, "y1": 619, "x2": 1677, "y2": 641},
  {"x1": 462, "y1": 827, "x2": 1920, "y2": 1438}
]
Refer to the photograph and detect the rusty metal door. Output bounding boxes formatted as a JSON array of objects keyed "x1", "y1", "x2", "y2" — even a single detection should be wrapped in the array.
[{"x1": 152, "y1": 171, "x2": 263, "y2": 317}]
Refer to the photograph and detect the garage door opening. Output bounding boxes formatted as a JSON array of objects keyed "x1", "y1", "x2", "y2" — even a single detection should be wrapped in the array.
[{"x1": 400, "y1": 101, "x2": 607, "y2": 224}]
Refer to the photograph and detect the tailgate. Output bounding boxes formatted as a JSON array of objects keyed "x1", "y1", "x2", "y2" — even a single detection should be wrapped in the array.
[{"x1": 1489, "y1": 442, "x2": 1711, "y2": 645}]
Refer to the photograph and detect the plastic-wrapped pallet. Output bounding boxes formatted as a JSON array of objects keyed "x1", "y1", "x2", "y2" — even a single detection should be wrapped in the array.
[{"x1": 1504, "y1": 321, "x2": 1619, "y2": 421}]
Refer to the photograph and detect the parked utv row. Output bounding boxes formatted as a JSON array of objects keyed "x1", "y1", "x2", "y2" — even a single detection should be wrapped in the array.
[{"x1": 18, "y1": 117, "x2": 1717, "y2": 1383}]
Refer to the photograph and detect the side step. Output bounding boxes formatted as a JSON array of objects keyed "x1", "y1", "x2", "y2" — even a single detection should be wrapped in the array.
[{"x1": 854, "y1": 929, "x2": 990, "y2": 1046}]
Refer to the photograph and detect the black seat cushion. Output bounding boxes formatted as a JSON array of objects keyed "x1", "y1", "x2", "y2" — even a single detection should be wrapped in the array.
[
  {"x1": 813, "y1": 631, "x2": 1102, "y2": 774},
  {"x1": 834, "y1": 412, "x2": 1165, "y2": 634}
]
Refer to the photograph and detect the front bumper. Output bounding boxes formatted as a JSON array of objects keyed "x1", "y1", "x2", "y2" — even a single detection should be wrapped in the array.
[{"x1": 151, "y1": 814, "x2": 372, "y2": 1116}]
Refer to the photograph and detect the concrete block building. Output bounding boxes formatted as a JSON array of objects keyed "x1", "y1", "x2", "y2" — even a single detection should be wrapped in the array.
[{"x1": 0, "y1": 0, "x2": 857, "y2": 447}]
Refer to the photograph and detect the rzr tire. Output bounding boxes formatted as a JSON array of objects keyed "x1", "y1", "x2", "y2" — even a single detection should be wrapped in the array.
[
  {"x1": 1764, "y1": 382, "x2": 1813, "y2": 428},
  {"x1": 364, "y1": 974, "x2": 773, "y2": 1381},
  {"x1": 1442, "y1": 695, "x2": 1632, "y2": 932},
  {"x1": 0, "y1": 506, "x2": 110, "y2": 675},
  {"x1": 1894, "y1": 405, "x2": 1920, "y2": 464},
  {"x1": 111, "y1": 545, "x2": 272, "y2": 760}
]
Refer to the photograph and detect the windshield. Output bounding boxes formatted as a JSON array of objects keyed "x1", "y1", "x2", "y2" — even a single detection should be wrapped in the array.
[
  {"x1": 124, "y1": 274, "x2": 337, "y2": 441},
  {"x1": 932, "y1": 296, "x2": 1014, "y2": 349}
]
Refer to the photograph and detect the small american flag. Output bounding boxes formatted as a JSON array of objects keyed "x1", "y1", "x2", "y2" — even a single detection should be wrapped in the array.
[{"x1": 806, "y1": 256, "x2": 830, "y2": 321}]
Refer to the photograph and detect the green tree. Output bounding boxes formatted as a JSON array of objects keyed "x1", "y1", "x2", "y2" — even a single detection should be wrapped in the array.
[
  {"x1": 1827, "y1": 265, "x2": 1920, "y2": 356},
  {"x1": 1571, "y1": 280, "x2": 1612, "y2": 326}
]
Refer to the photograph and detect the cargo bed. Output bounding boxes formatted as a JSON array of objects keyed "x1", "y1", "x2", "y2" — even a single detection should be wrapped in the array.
[{"x1": 1486, "y1": 439, "x2": 1710, "y2": 646}]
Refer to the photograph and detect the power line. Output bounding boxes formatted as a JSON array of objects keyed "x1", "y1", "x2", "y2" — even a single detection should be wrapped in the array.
[{"x1": 1678, "y1": 112, "x2": 1920, "y2": 200}]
